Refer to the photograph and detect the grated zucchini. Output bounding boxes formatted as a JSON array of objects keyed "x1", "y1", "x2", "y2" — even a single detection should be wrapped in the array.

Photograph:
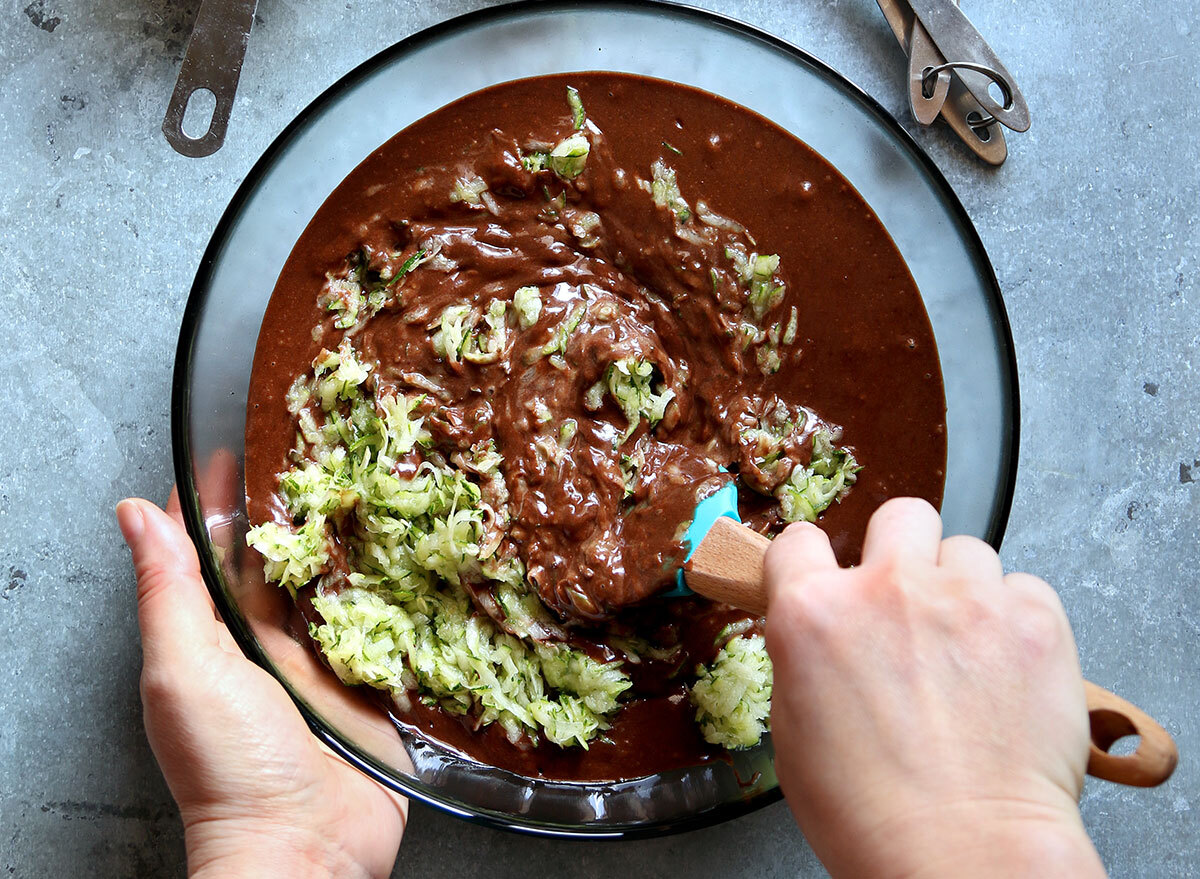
[{"x1": 691, "y1": 634, "x2": 773, "y2": 749}]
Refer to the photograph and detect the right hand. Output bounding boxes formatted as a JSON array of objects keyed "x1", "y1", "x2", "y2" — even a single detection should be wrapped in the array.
[{"x1": 764, "y1": 498, "x2": 1105, "y2": 878}]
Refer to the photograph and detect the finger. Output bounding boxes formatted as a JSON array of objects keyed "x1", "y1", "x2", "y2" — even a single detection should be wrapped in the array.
[
  {"x1": 117, "y1": 498, "x2": 221, "y2": 665},
  {"x1": 1002, "y1": 571, "x2": 1056, "y2": 600},
  {"x1": 860, "y1": 497, "x2": 942, "y2": 566},
  {"x1": 1003, "y1": 572, "x2": 1072, "y2": 622},
  {"x1": 164, "y1": 487, "x2": 221, "y2": 618},
  {"x1": 1002, "y1": 573, "x2": 1081, "y2": 665},
  {"x1": 766, "y1": 522, "x2": 838, "y2": 607},
  {"x1": 938, "y1": 534, "x2": 1003, "y2": 580}
]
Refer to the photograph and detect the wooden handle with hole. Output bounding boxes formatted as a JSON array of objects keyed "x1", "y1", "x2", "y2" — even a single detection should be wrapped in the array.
[
  {"x1": 1084, "y1": 680, "x2": 1177, "y2": 786},
  {"x1": 684, "y1": 517, "x2": 1178, "y2": 787}
]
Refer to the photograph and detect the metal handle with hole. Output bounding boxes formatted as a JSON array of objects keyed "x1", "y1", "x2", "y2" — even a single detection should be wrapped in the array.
[
  {"x1": 903, "y1": 0, "x2": 1030, "y2": 132},
  {"x1": 162, "y1": 0, "x2": 258, "y2": 158},
  {"x1": 908, "y1": 19, "x2": 949, "y2": 125},
  {"x1": 1084, "y1": 680, "x2": 1178, "y2": 787},
  {"x1": 937, "y1": 76, "x2": 1007, "y2": 165}
]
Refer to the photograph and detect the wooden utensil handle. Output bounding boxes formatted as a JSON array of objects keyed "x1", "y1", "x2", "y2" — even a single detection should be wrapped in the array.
[
  {"x1": 1084, "y1": 680, "x2": 1177, "y2": 787},
  {"x1": 684, "y1": 515, "x2": 771, "y2": 615},
  {"x1": 685, "y1": 517, "x2": 1178, "y2": 787}
]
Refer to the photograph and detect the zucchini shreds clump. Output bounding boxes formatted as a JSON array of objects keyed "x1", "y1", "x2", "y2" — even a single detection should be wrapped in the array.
[
  {"x1": 619, "y1": 448, "x2": 644, "y2": 499},
  {"x1": 566, "y1": 85, "x2": 586, "y2": 130},
  {"x1": 310, "y1": 588, "x2": 626, "y2": 747},
  {"x1": 691, "y1": 634, "x2": 773, "y2": 749},
  {"x1": 559, "y1": 419, "x2": 578, "y2": 446},
  {"x1": 248, "y1": 337, "x2": 632, "y2": 749},
  {"x1": 747, "y1": 253, "x2": 786, "y2": 320},
  {"x1": 431, "y1": 305, "x2": 471, "y2": 364},
  {"x1": 737, "y1": 402, "x2": 805, "y2": 492},
  {"x1": 450, "y1": 174, "x2": 489, "y2": 206},
  {"x1": 567, "y1": 210, "x2": 602, "y2": 248},
  {"x1": 601, "y1": 358, "x2": 676, "y2": 444},
  {"x1": 432, "y1": 300, "x2": 510, "y2": 366},
  {"x1": 318, "y1": 247, "x2": 432, "y2": 331},
  {"x1": 538, "y1": 303, "x2": 585, "y2": 358},
  {"x1": 319, "y1": 277, "x2": 364, "y2": 330},
  {"x1": 782, "y1": 305, "x2": 799, "y2": 345},
  {"x1": 755, "y1": 344, "x2": 782, "y2": 375},
  {"x1": 313, "y1": 338, "x2": 371, "y2": 410},
  {"x1": 521, "y1": 151, "x2": 548, "y2": 172},
  {"x1": 650, "y1": 159, "x2": 691, "y2": 223},
  {"x1": 548, "y1": 132, "x2": 590, "y2": 180},
  {"x1": 721, "y1": 242, "x2": 789, "y2": 377},
  {"x1": 776, "y1": 429, "x2": 861, "y2": 523},
  {"x1": 522, "y1": 95, "x2": 593, "y2": 180},
  {"x1": 725, "y1": 246, "x2": 786, "y2": 321},
  {"x1": 695, "y1": 200, "x2": 744, "y2": 234},
  {"x1": 246, "y1": 515, "x2": 331, "y2": 597},
  {"x1": 513, "y1": 285, "x2": 542, "y2": 329}
]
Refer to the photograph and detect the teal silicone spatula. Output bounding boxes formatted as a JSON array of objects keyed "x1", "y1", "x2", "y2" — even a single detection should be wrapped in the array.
[
  {"x1": 663, "y1": 480, "x2": 770, "y2": 615},
  {"x1": 667, "y1": 485, "x2": 1178, "y2": 788}
]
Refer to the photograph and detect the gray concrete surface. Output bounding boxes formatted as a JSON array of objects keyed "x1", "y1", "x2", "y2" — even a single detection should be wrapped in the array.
[{"x1": 1, "y1": 0, "x2": 1196, "y2": 875}]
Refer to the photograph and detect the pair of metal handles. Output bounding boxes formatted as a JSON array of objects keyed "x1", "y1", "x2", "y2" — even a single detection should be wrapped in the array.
[{"x1": 877, "y1": 0, "x2": 1030, "y2": 165}]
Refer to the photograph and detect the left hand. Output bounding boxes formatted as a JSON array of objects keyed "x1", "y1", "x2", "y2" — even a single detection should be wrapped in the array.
[{"x1": 117, "y1": 495, "x2": 408, "y2": 879}]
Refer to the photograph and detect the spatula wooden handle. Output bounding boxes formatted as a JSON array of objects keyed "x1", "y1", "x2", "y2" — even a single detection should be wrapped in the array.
[
  {"x1": 684, "y1": 517, "x2": 1178, "y2": 787},
  {"x1": 684, "y1": 515, "x2": 771, "y2": 615}
]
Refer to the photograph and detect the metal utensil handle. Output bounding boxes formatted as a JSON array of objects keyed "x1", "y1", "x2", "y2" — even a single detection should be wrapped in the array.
[
  {"x1": 162, "y1": 0, "x2": 258, "y2": 158},
  {"x1": 908, "y1": 20, "x2": 950, "y2": 125},
  {"x1": 936, "y1": 72, "x2": 1008, "y2": 166},
  {"x1": 904, "y1": 0, "x2": 1030, "y2": 131}
]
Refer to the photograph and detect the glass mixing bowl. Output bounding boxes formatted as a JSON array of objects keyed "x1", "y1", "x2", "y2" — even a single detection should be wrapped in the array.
[{"x1": 172, "y1": 0, "x2": 1019, "y2": 839}]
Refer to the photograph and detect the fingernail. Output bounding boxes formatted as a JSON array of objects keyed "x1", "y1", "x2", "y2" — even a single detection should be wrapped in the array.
[{"x1": 116, "y1": 499, "x2": 145, "y2": 546}]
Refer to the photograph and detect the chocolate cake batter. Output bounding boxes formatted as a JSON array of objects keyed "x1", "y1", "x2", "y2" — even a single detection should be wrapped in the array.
[{"x1": 245, "y1": 73, "x2": 947, "y2": 780}]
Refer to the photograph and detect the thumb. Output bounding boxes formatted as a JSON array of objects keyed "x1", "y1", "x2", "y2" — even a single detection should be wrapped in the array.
[
  {"x1": 765, "y1": 521, "x2": 839, "y2": 607},
  {"x1": 117, "y1": 497, "x2": 220, "y2": 665}
]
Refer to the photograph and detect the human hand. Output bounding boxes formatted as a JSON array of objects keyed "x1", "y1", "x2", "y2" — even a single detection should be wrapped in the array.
[
  {"x1": 117, "y1": 496, "x2": 407, "y2": 879},
  {"x1": 764, "y1": 498, "x2": 1104, "y2": 879}
]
